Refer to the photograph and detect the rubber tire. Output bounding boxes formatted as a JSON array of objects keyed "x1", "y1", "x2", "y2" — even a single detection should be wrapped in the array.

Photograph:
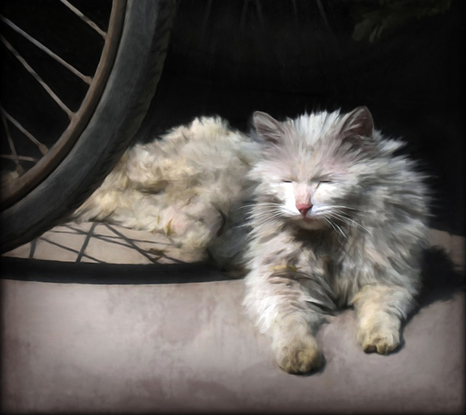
[{"x1": 0, "y1": 0, "x2": 175, "y2": 253}]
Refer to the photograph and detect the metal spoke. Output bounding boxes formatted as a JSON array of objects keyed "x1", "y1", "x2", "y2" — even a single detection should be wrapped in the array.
[
  {"x1": 1, "y1": 154, "x2": 38, "y2": 162},
  {"x1": 59, "y1": 0, "x2": 107, "y2": 39},
  {"x1": 0, "y1": 1, "x2": 125, "y2": 208},
  {"x1": 1, "y1": 108, "x2": 49, "y2": 155},
  {"x1": 1, "y1": 113, "x2": 24, "y2": 173},
  {"x1": 1, "y1": 35, "x2": 74, "y2": 119},
  {"x1": 0, "y1": 15, "x2": 92, "y2": 85}
]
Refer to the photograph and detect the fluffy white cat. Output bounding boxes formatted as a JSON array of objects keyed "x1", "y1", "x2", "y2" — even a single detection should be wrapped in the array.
[{"x1": 74, "y1": 107, "x2": 429, "y2": 374}]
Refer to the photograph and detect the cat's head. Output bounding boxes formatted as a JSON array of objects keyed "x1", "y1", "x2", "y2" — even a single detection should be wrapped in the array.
[{"x1": 250, "y1": 106, "x2": 378, "y2": 230}]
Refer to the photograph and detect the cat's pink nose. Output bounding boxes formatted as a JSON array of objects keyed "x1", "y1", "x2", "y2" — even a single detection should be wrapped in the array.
[{"x1": 296, "y1": 203, "x2": 312, "y2": 217}]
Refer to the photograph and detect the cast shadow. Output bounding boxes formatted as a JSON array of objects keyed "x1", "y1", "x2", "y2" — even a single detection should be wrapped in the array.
[
  {"x1": 383, "y1": 246, "x2": 464, "y2": 355},
  {"x1": 417, "y1": 246, "x2": 464, "y2": 308},
  {"x1": 402, "y1": 246, "x2": 464, "y2": 333}
]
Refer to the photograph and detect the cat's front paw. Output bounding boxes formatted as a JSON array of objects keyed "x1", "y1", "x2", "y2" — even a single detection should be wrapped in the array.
[
  {"x1": 274, "y1": 335, "x2": 323, "y2": 374},
  {"x1": 357, "y1": 325, "x2": 400, "y2": 355}
]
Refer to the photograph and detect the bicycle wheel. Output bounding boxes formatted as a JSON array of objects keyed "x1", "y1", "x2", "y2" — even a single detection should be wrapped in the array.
[{"x1": 1, "y1": 0, "x2": 175, "y2": 253}]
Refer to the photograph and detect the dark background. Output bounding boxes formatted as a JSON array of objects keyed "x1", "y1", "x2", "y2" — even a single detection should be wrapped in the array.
[
  {"x1": 137, "y1": 0, "x2": 465, "y2": 237},
  {"x1": 1, "y1": 0, "x2": 464, "y2": 237}
]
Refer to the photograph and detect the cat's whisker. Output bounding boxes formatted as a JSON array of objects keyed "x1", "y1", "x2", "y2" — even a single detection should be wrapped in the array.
[
  {"x1": 326, "y1": 210, "x2": 354, "y2": 223},
  {"x1": 254, "y1": 213, "x2": 285, "y2": 225},
  {"x1": 251, "y1": 208, "x2": 285, "y2": 226},
  {"x1": 326, "y1": 210, "x2": 372, "y2": 235},
  {"x1": 328, "y1": 205, "x2": 367, "y2": 213},
  {"x1": 321, "y1": 210, "x2": 353, "y2": 227},
  {"x1": 315, "y1": 205, "x2": 366, "y2": 218},
  {"x1": 332, "y1": 212, "x2": 370, "y2": 233},
  {"x1": 254, "y1": 203, "x2": 284, "y2": 210},
  {"x1": 324, "y1": 217, "x2": 347, "y2": 240},
  {"x1": 251, "y1": 206, "x2": 283, "y2": 216},
  {"x1": 252, "y1": 215, "x2": 282, "y2": 224}
]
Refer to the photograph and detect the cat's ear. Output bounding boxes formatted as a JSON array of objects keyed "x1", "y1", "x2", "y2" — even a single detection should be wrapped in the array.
[
  {"x1": 253, "y1": 111, "x2": 286, "y2": 144},
  {"x1": 339, "y1": 106, "x2": 374, "y2": 148}
]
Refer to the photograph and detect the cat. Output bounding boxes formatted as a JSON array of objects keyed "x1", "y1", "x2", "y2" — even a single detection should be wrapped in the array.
[
  {"x1": 74, "y1": 106, "x2": 430, "y2": 374},
  {"x1": 238, "y1": 107, "x2": 429, "y2": 373}
]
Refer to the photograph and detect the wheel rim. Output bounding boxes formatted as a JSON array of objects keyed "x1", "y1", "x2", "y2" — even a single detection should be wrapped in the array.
[{"x1": 1, "y1": 0, "x2": 127, "y2": 209}]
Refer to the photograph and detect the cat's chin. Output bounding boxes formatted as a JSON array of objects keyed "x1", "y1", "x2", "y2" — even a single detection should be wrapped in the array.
[{"x1": 297, "y1": 217, "x2": 326, "y2": 230}]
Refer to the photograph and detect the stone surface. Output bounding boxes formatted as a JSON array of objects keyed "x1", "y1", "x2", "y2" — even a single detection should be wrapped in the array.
[{"x1": 1, "y1": 224, "x2": 464, "y2": 413}]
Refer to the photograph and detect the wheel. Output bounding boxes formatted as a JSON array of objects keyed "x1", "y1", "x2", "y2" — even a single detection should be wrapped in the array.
[{"x1": 1, "y1": 0, "x2": 175, "y2": 253}]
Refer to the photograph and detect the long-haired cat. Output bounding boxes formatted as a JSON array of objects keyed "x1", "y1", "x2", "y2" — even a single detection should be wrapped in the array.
[
  {"x1": 239, "y1": 107, "x2": 429, "y2": 373},
  {"x1": 74, "y1": 106, "x2": 429, "y2": 374}
]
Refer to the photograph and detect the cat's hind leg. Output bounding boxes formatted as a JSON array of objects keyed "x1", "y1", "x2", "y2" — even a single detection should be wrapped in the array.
[{"x1": 351, "y1": 284, "x2": 416, "y2": 354}]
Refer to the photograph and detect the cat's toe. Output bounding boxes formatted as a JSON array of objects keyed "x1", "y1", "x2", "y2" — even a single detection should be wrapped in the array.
[
  {"x1": 276, "y1": 337, "x2": 323, "y2": 374},
  {"x1": 359, "y1": 330, "x2": 400, "y2": 355}
]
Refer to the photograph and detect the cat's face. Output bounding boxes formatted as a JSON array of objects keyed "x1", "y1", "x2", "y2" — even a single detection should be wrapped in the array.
[
  {"x1": 260, "y1": 162, "x2": 359, "y2": 231},
  {"x1": 277, "y1": 179, "x2": 346, "y2": 229},
  {"x1": 251, "y1": 107, "x2": 374, "y2": 230}
]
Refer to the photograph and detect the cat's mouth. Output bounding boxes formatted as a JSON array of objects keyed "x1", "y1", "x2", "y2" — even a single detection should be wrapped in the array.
[{"x1": 297, "y1": 215, "x2": 326, "y2": 230}]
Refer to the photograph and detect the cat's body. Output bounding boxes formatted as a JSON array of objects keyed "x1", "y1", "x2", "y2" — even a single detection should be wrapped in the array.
[
  {"x1": 74, "y1": 107, "x2": 429, "y2": 374},
  {"x1": 74, "y1": 116, "x2": 259, "y2": 261}
]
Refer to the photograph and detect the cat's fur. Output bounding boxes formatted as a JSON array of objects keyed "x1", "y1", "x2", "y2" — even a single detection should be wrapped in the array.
[
  {"x1": 74, "y1": 107, "x2": 430, "y2": 374},
  {"x1": 74, "y1": 116, "x2": 259, "y2": 261}
]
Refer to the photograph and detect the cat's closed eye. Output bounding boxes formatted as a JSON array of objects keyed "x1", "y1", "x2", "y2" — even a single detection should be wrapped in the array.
[
  {"x1": 282, "y1": 180, "x2": 293, "y2": 183},
  {"x1": 315, "y1": 180, "x2": 332, "y2": 190}
]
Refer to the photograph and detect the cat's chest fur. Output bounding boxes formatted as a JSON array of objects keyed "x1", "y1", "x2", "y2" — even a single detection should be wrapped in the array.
[{"x1": 250, "y1": 220, "x2": 365, "y2": 305}]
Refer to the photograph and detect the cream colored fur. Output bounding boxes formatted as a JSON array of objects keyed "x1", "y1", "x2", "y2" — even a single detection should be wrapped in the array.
[{"x1": 74, "y1": 117, "x2": 259, "y2": 261}]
